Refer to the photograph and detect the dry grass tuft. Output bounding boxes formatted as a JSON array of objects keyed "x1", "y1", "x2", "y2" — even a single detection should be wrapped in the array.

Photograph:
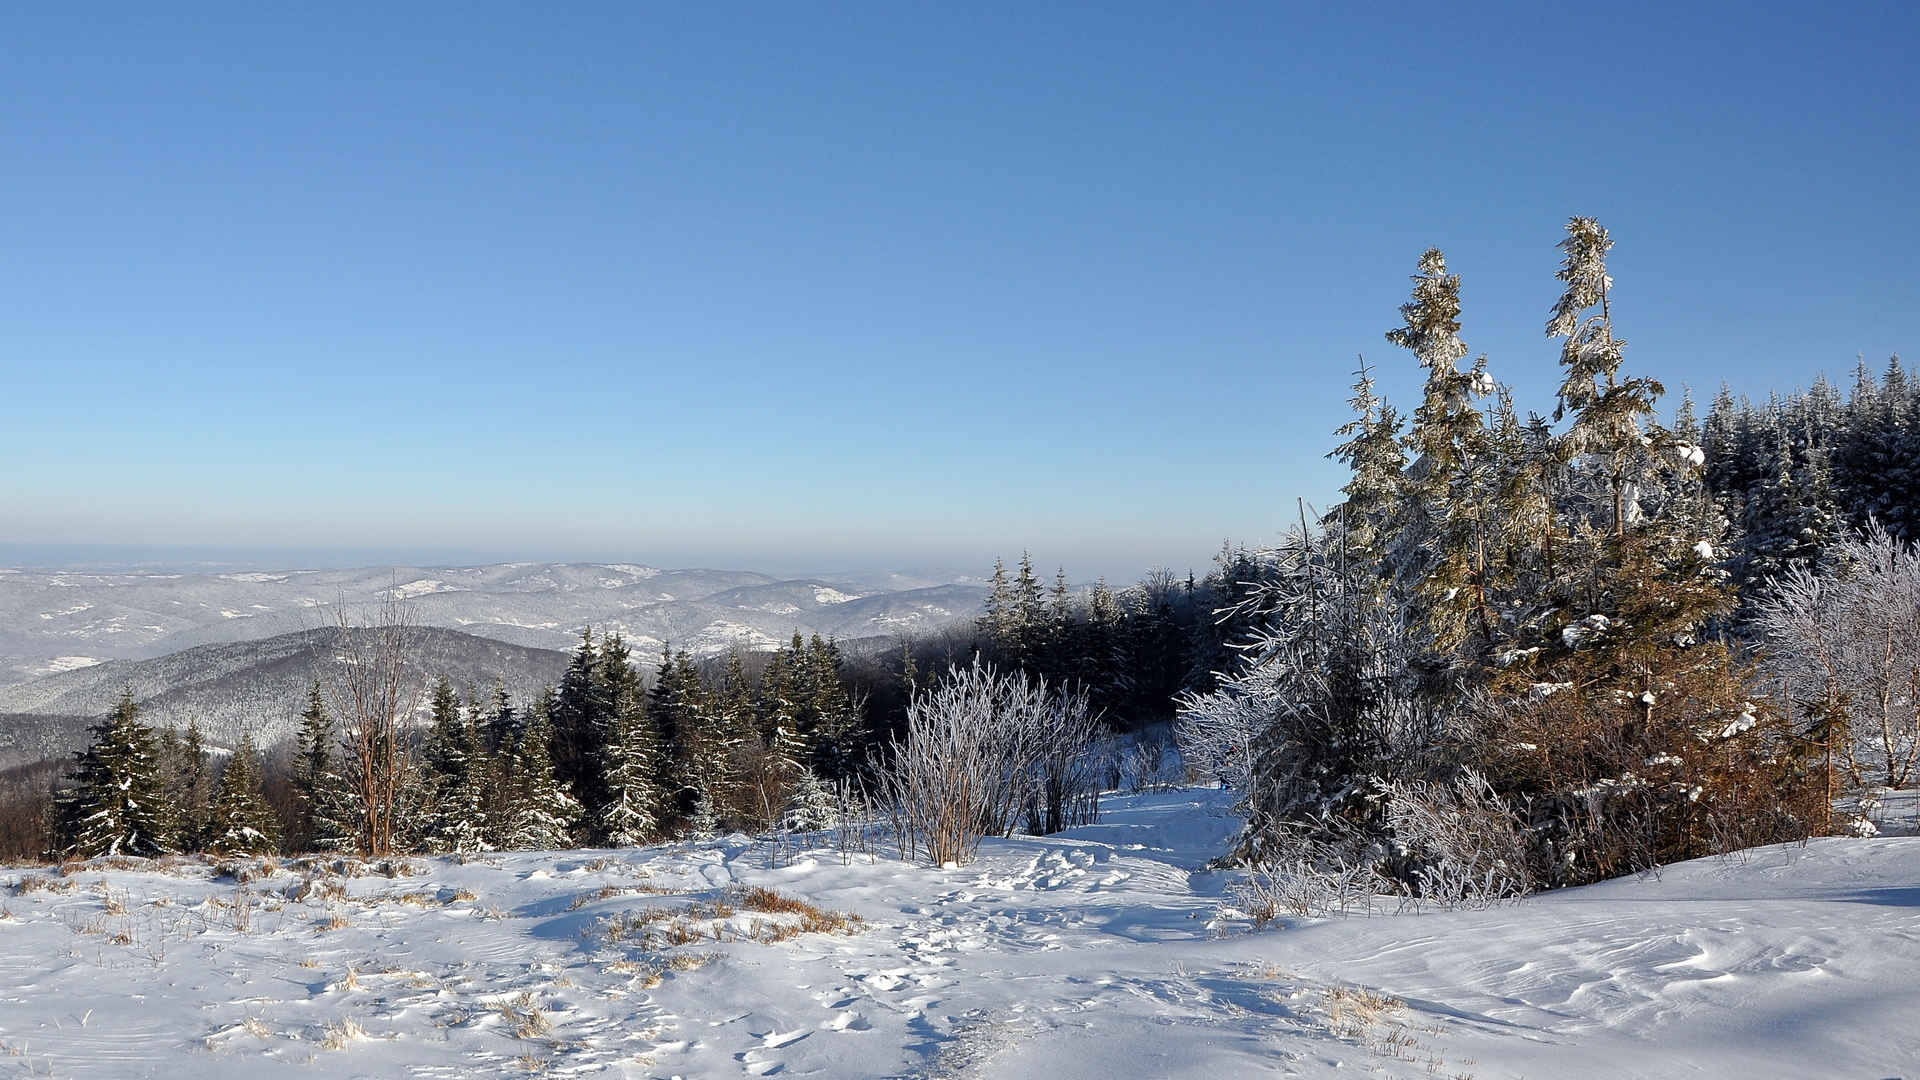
[
  {"x1": 598, "y1": 888, "x2": 858, "y2": 951},
  {"x1": 15, "y1": 875, "x2": 74, "y2": 896},
  {"x1": 214, "y1": 859, "x2": 279, "y2": 884},
  {"x1": 497, "y1": 992, "x2": 552, "y2": 1039},
  {"x1": 59, "y1": 856, "x2": 146, "y2": 876},
  {"x1": 322, "y1": 1017, "x2": 366, "y2": 1050},
  {"x1": 1325, "y1": 984, "x2": 1404, "y2": 1039},
  {"x1": 665, "y1": 952, "x2": 711, "y2": 972},
  {"x1": 287, "y1": 876, "x2": 348, "y2": 904},
  {"x1": 734, "y1": 887, "x2": 862, "y2": 936}
]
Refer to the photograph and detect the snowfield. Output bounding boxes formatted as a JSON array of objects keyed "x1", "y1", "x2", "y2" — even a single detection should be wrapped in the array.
[{"x1": 1, "y1": 790, "x2": 1916, "y2": 1079}]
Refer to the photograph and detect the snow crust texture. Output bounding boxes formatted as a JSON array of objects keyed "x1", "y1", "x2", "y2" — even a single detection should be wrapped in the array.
[{"x1": 1, "y1": 789, "x2": 1916, "y2": 1078}]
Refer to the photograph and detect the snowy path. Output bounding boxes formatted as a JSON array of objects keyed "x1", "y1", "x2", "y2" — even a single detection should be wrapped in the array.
[{"x1": 2, "y1": 791, "x2": 1917, "y2": 1078}]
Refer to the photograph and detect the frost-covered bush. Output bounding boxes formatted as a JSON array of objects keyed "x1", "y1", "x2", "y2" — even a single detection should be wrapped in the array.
[
  {"x1": 1177, "y1": 528, "x2": 1458, "y2": 864},
  {"x1": 1756, "y1": 520, "x2": 1920, "y2": 792},
  {"x1": 1381, "y1": 769, "x2": 1530, "y2": 909},
  {"x1": 1227, "y1": 822, "x2": 1396, "y2": 925},
  {"x1": 875, "y1": 659, "x2": 1102, "y2": 867}
]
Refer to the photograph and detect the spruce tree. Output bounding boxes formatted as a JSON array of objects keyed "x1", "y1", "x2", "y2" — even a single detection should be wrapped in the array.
[
  {"x1": 501, "y1": 698, "x2": 582, "y2": 850},
  {"x1": 1546, "y1": 217, "x2": 1667, "y2": 539},
  {"x1": 418, "y1": 676, "x2": 491, "y2": 853},
  {"x1": 980, "y1": 558, "x2": 1015, "y2": 651},
  {"x1": 171, "y1": 719, "x2": 214, "y2": 852},
  {"x1": 685, "y1": 787, "x2": 722, "y2": 841},
  {"x1": 551, "y1": 628, "x2": 602, "y2": 807},
  {"x1": 784, "y1": 768, "x2": 838, "y2": 833},
  {"x1": 52, "y1": 692, "x2": 170, "y2": 859},
  {"x1": 800, "y1": 635, "x2": 858, "y2": 778},
  {"x1": 1385, "y1": 247, "x2": 1497, "y2": 662},
  {"x1": 1325, "y1": 358, "x2": 1408, "y2": 579},
  {"x1": 1490, "y1": 216, "x2": 1802, "y2": 884},
  {"x1": 1013, "y1": 552, "x2": 1046, "y2": 664},
  {"x1": 291, "y1": 680, "x2": 345, "y2": 853},
  {"x1": 205, "y1": 731, "x2": 280, "y2": 857},
  {"x1": 649, "y1": 642, "x2": 706, "y2": 815},
  {"x1": 480, "y1": 683, "x2": 521, "y2": 756},
  {"x1": 593, "y1": 710, "x2": 659, "y2": 847},
  {"x1": 591, "y1": 635, "x2": 659, "y2": 845}
]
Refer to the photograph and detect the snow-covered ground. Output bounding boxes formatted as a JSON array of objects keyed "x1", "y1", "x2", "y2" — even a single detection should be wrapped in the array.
[{"x1": 1, "y1": 790, "x2": 1915, "y2": 1078}]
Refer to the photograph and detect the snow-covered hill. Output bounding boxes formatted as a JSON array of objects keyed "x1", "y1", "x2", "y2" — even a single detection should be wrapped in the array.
[
  {"x1": 1, "y1": 789, "x2": 1913, "y2": 1078},
  {"x1": 0, "y1": 563, "x2": 986, "y2": 687},
  {"x1": 0, "y1": 627, "x2": 569, "y2": 751}
]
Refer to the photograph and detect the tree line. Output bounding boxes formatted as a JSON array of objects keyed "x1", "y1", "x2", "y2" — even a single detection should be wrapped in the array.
[
  {"x1": 1698, "y1": 358, "x2": 1916, "y2": 615},
  {"x1": 27, "y1": 558, "x2": 1259, "y2": 861}
]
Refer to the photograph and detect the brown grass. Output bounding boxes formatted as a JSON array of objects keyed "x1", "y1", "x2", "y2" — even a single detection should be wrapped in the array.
[
  {"x1": 322, "y1": 1017, "x2": 366, "y2": 1050},
  {"x1": 497, "y1": 992, "x2": 552, "y2": 1039},
  {"x1": 1325, "y1": 985, "x2": 1404, "y2": 1039},
  {"x1": 599, "y1": 887, "x2": 859, "y2": 950},
  {"x1": 287, "y1": 876, "x2": 348, "y2": 904}
]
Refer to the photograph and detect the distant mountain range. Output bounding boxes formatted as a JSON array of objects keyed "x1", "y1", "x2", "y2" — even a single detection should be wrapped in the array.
[
  {"x1": 0, "y1": 562, "x2": 987, "y2": 688},
  {"x1": 0, "y1": 626, "x2": 572, "y2": 756}
]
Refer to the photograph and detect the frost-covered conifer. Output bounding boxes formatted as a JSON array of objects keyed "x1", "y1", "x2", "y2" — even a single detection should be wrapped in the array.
[
  {"x1": 592, "y1": 710, "x2": 659, "y2": 847},
  {"x1": 418, "y1": 677, "x2": 492, "y2": 854},
  {"x1": 684, "y1": 787, "x2": 721, "y2": 842},
  {"x1": 1324, "y1": 358, "x2": 1406, "y2": 577},
  {"x1": 500, "y1": 700, "x2": 581, "y2": 850},
  {"x1": 784, "y1": 768, "x2": 838, "y2": 833},
  {"x1": 52, "y1": 692, "x2": 171, "y2": 859},
  {"x1": 551, "y1": 628, "x2": 602, "y2": 811},
  {"x1": 1385, "y1": 248, "x2": 1497, "y2": 660},
  {"x1": 205, "y1": 731, "x2": 280, "y2": 857},
  {"x1": 290, "y1": 680, "x2": 347, "y2": 854},
  {"x1": 1489, "y1": 217, "x2": 1805, "y2": 885},
  {"x1": 170, "y1": 718, "x2": 214, "y2": 852},
  {"x1": 588, "y1": 636, "x2": 659, "y2": 846}
]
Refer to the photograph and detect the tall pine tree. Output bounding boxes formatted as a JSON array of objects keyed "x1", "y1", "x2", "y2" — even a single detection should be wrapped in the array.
[{"x1": 52, "y1": 692, "x2": 170, "y2": 859}]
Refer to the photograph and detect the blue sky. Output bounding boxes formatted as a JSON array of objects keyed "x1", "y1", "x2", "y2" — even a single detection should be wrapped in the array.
[{"x1": 3, "y1": 4, "x2": 1914, "y2": 580}]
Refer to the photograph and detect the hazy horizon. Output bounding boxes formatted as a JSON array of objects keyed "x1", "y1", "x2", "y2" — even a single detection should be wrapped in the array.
[{"x1": 0, "y1": 540, "x2": 1213, "y2": 587}]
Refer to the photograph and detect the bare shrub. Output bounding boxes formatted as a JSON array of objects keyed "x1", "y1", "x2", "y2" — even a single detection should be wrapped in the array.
[
  {"x1": 324, "y1": 592, "x2": 431, "y2": 858},
  {"x1": 1021, "y1": 682, "x2": 1104, "y2": 836},
  {"x1": 1758, "y1": 520, "x2": 1920, "y2": 797},
  {"x1": 1228, "y1": 821, "x2": 1396, "y2": 926},
  {"x1": 1382, "y1": 770, "x2": 1531, "y2": 909},
  {"x1": 875, "y1": 659, "x2": 1102, "y2": 867}
]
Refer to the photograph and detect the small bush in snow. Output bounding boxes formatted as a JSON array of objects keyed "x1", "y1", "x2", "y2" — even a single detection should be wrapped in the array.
[{"x1": 1381, "y1": 769, "x2": 1531, "y2": 909}]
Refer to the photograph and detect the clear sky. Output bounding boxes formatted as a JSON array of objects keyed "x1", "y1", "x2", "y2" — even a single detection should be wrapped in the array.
[{"x1": 4, "y1": 4, "x2": 1914, "y2": 581}]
